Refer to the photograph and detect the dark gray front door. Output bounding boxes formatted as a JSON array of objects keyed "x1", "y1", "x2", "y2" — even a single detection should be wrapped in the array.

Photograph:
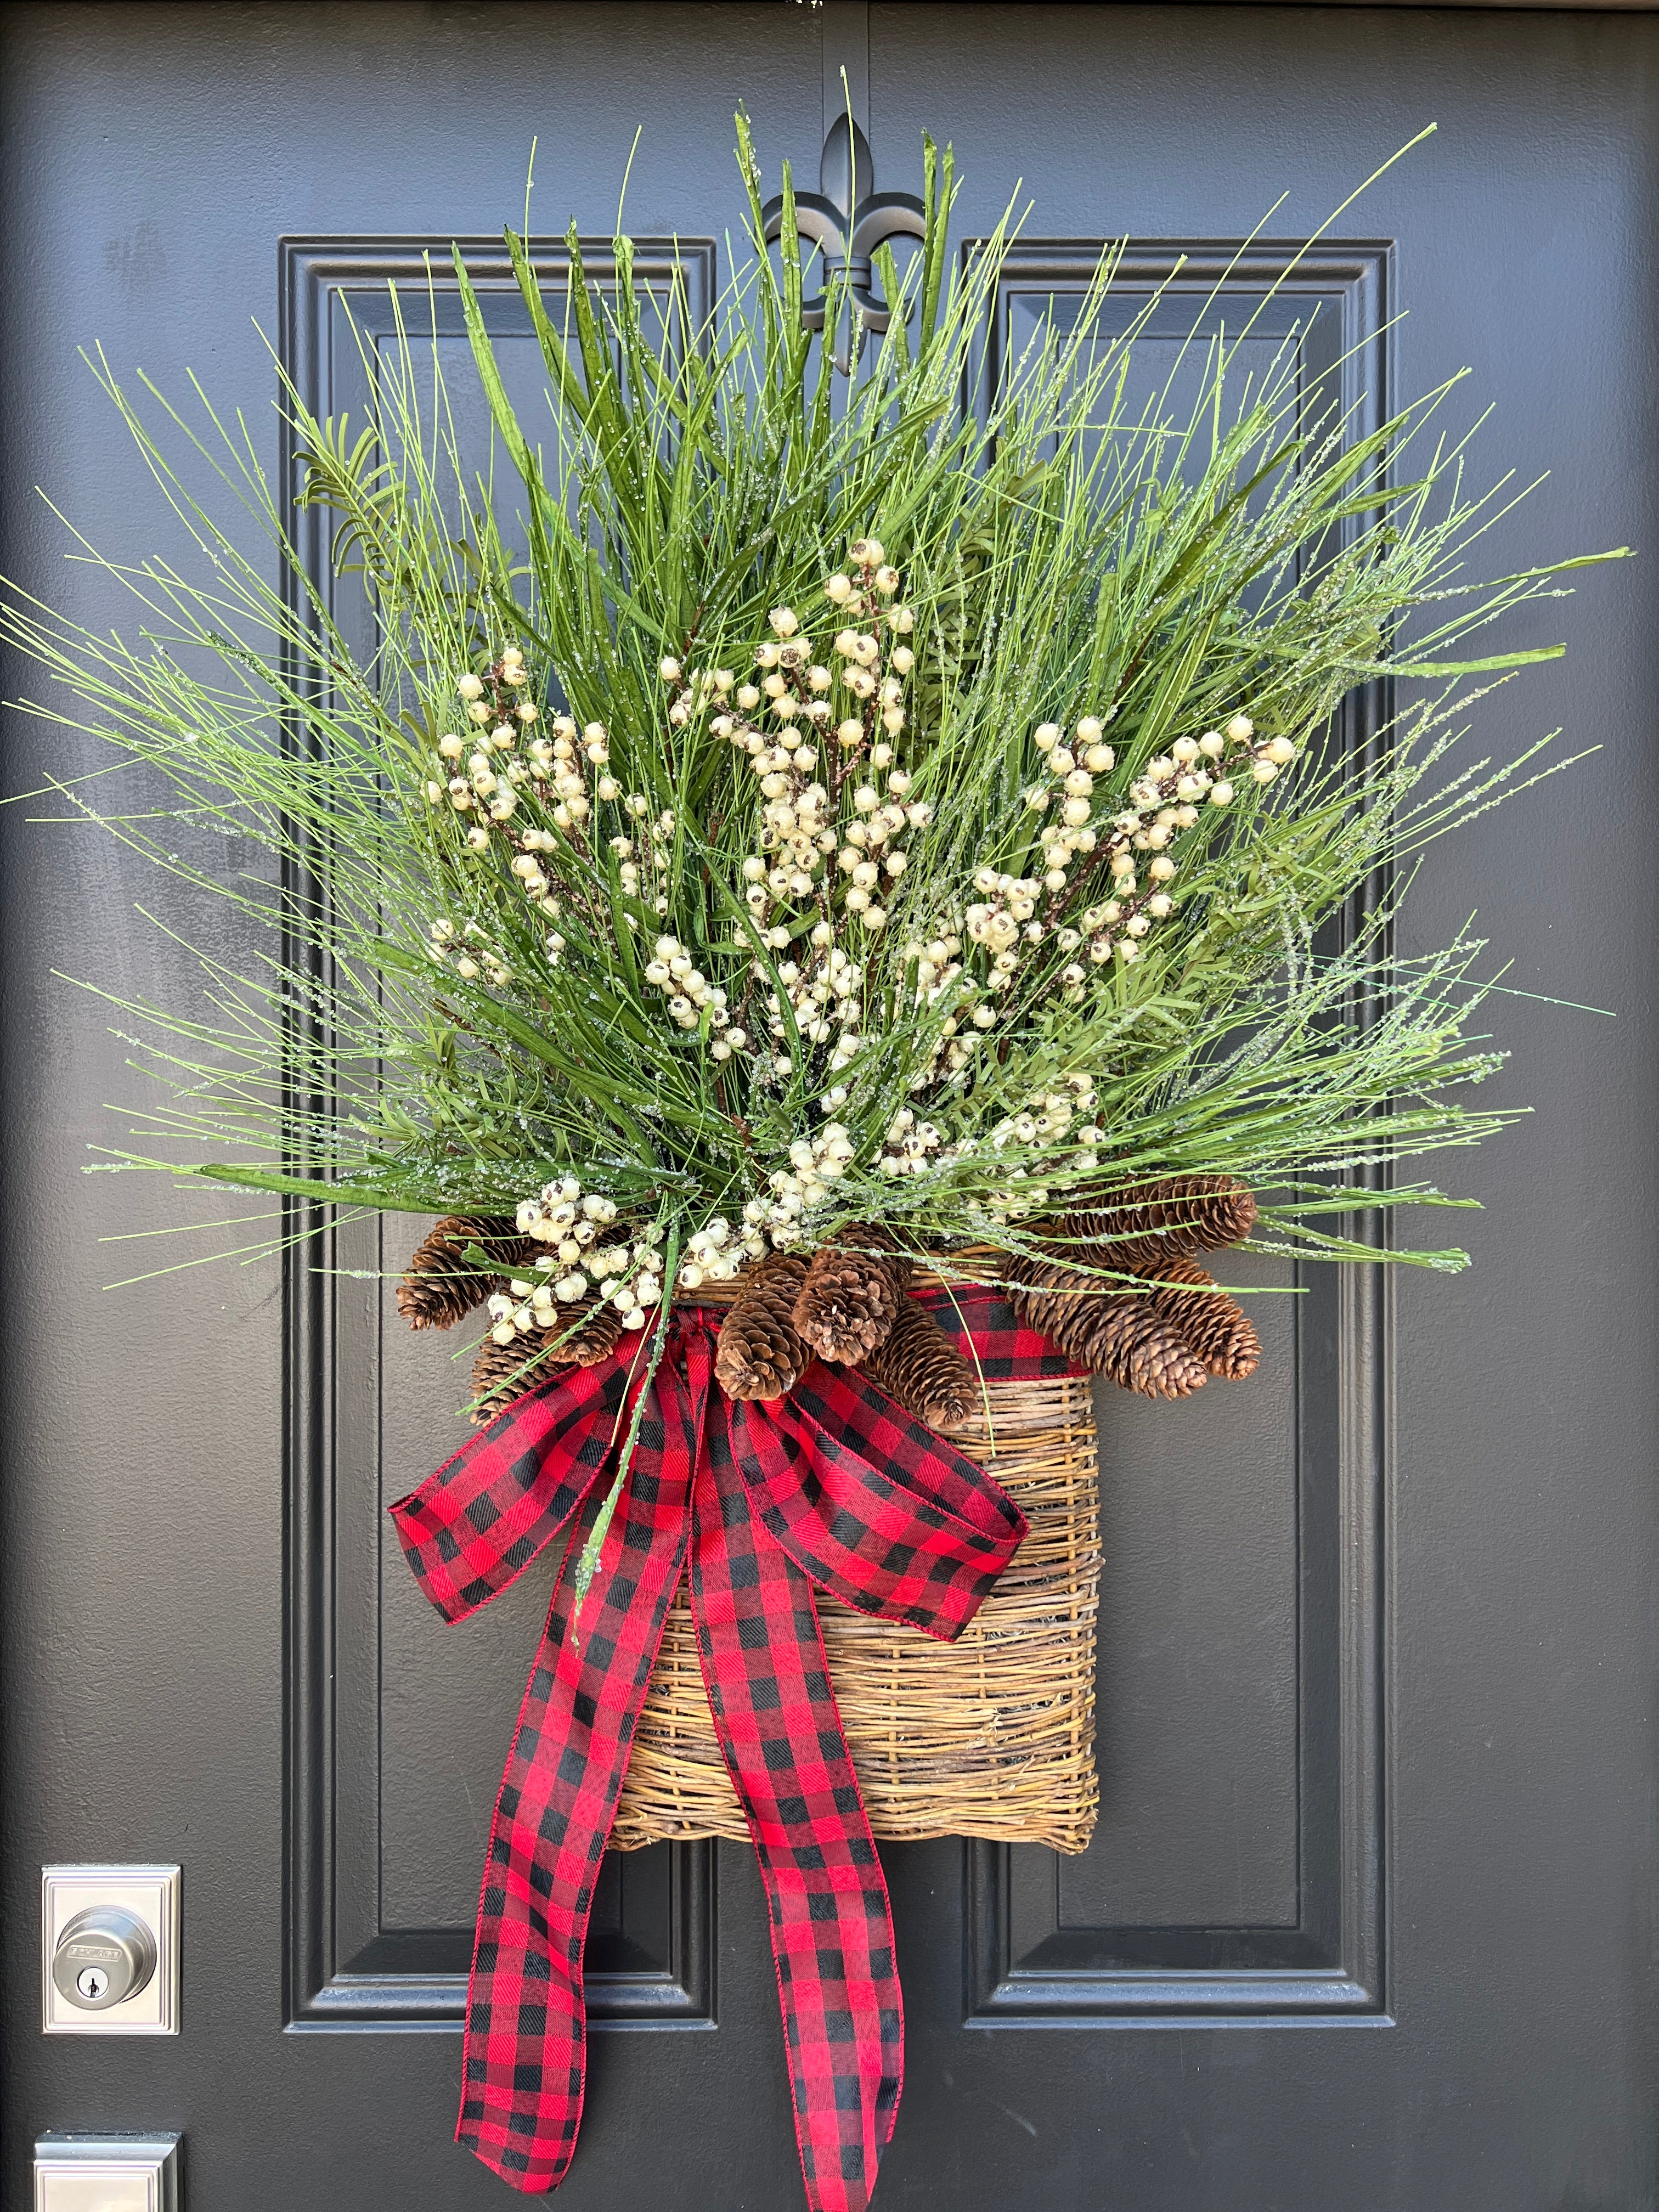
[{"x1": 3, "y1": 5, "x2": 1654, "y2": 2207}]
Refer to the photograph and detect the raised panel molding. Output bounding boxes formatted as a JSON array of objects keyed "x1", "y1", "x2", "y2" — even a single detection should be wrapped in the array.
[
  {"x1": 276, "y1": 229, "x2": 1392, "y2": 2034},
  {"x1": 966, "y1": 240, "x2": 1392, "y2": 2028},
  {"x1": 279, "y1": 235, "x2": 718, "y2": 2034}
]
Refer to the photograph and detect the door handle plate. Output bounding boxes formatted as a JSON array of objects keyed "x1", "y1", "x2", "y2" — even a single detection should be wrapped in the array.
[{"x1": 34, "y1": 2134, "x2": 180, "y2": 2212}]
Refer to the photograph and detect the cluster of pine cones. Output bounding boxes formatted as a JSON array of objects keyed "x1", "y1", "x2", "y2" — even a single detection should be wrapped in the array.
[
  {"x1": 397, "y1": 1176, "x2": 1260, "y2": 1431},
  {"x1": 1003, "y1": 1176, "x2": 1260, "y2": 1399}
]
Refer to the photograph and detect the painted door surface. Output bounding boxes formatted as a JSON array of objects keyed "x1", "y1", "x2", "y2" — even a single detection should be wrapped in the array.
[{"x1": 2, "y1": 5, "x2": 1654, "y2": 2208}]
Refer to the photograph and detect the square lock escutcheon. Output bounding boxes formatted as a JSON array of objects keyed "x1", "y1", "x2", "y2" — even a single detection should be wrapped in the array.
[{"x1": 41, "y1": 1866, "x2": 180, "y2": 2035}]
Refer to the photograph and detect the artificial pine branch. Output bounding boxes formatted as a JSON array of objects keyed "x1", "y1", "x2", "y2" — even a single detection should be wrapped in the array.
[{"x1": 15, "y1": 138, "x2": 1609, "y2": 1313}]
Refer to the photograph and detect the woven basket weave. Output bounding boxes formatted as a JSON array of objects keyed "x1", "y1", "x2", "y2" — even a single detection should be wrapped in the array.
[{"x1": 611, "y1": 1273, "x2": 1101, "y2": 1854}]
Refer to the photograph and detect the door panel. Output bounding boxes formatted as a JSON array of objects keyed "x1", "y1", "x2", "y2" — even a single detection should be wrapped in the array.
[
  {"x1": 973, "y1": 240, "x2": 1387, "y2": 2018},
  {"x1": 282, "y1": 236, "x2": 722, "y2": 2034},
  {"x1": 3, "y1": 6, "x2": 1653, "y2": 2209}
]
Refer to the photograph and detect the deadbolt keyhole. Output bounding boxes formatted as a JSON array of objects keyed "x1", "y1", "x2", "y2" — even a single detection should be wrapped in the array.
[{"x1": 52, "y1": 1907, "x2": 156, "y2": 2012}]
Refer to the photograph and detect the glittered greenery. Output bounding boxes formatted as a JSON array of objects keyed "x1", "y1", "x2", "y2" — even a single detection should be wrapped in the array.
[{"x1": 1, "y1": 124, "x2": 1625, "y2": 1304}]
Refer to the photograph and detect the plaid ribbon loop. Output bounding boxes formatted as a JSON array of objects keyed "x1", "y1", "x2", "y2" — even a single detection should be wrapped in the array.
[{"x1": 390, "y1": 1288, "x2": 1052, "y2": 2210}]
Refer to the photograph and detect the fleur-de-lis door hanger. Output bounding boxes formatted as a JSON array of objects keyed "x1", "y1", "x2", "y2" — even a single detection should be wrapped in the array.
[{"x1": 763, "y1": 111, "x2": 925, "y2": 373}]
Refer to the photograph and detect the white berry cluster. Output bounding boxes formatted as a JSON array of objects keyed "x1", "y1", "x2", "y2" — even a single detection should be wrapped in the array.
[
  {"x1": 763, "y1": 938, "x2": 864, "y2": 1076},
  {"x1": 641, "y1": 934, "x2": 746, "y2": 1057},
  {"x1": 657, "y1": 664, "x2": 817, "y2": 978},
  {"x1": 990, "y1": 1074, "x2": 1104, "y2": 1154},
  {"x1": 705, "y1": 567, "x2": 929, "y2": 951},
  {"x1": 878, "y1": 1107, "x2": 949, "y2": 1178},
  {"x1": 1052, "y1": 711, "x2": 1295, "y2": 990},
  {"x1": 528, "y1": 715, "x2": 619, "y2": 830},
  {"x1": 592, "y1": 1226, "x2": 671, "y2": 1331},
  {"x1": 424, "y1": 657, "x2": 629, "y2": 968},
  {"x1": 898, "y1": 929, "x2": 966, "y2": 998},
  {"x1": 883, "y1": 872, "x2": 1041, "y2": 1090},
  {"x1": 823, "y1": 547, "x2": 932, "y2": 938},
  {"x1": 892, "y1": 926, "x2": 994, "y2": 1087},
  {"x1": 487, "y1": 1274, "x2": 575, "y2": 1343},
  {"x1": 740, "y1": 1121, "x2": 857, "y2": 1247},
  {"x1": 680, "y1": 1216, "x2": 752, "y2": 1289},
  {"x1": 1026, "y1": 714, "x2": 1115, "y2": 889},
  {"x1": 947, "y1": 1077, "x2": 1105, "y2": 1225},
  {"x1": 425, "y1": 649, "x2": 539, "y2": 844},
  {"x1": 656, "y1": 540, "x2": 934, "y2": 1092},
  {"x1": 425, "y1": 916, "x2": 512, "y2": 990},
  {"x1": 835, "y1": 755, "x2": 924, "y2": 936},
  {"x1": 659, "y1": 658, "x2": 736, "y2": 727},
  {"x1": 966, "y1": 871, "x2": 1048, "y2": 995},
  {"x1": 717, "y1": 630, "x2": 833, "y2": 935},
  {"x1": 505, "y1": 1176, "x2": 668, "y2": 1334},
  {"x1": 612, "y1": 794, "x2": 676, "y2": 923},
  {"x1": 514, "y1": 1176, "x2": 618, "y2": 1250}
]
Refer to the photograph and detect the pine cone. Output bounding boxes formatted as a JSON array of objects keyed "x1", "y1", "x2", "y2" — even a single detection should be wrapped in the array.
[
  {"x1": 468, "y1": 1301, "x2": 623, "y2": 1423},
  {"x1": 792, "y1": 1231, "x2": 909, "y2": 1364},
  {"x1": 1003, "y1": 1251, "x2": 1121, "y2": 1353},
  {"x1": 1039, "y1": 1224, "x2": 1173, "y2": 1280},
  {"x1": 864, "y1": 1295, "x2": 978, "y2": 1431},
  {"x1": 1007, "y1": 1257, "x2": 1208, "y2": 1399},
  {"x1": 1111, "y1": 1304, "x2": 1211, "y2": 1399},
  {"x1": 555, "y1": 1300, "x2": 627, "y2": 1370},
  {"x1": 715, "y1": 1255, "x2": 811, "y2": 1401},
  {"x1": 470, "y1": 1330, "x2": 565, "y2": 1421},
  {"x1": 397, "y1": 1215, "x2": 535, "y2": 1330},
  {"x1": 1144, "y1": 1251, "x2": 1261, "y2": 1380},
  {"x1": 1064, "y1": 1175, "x2": 1256, "y2": 1260}
]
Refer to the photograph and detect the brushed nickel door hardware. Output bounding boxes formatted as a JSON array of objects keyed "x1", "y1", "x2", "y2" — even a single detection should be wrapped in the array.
[
  {"x1": 33, "y1": 2134, "x2": 180, "y2": 2212},
  {"x1": 41, "y1": 1866, "x2": 180, "y2": 2035}
]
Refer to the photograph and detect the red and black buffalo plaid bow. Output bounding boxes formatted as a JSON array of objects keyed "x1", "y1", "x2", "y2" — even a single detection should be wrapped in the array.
[{"x1": 391, "y1": 1284, "x2": 1065, "y2": 2210}]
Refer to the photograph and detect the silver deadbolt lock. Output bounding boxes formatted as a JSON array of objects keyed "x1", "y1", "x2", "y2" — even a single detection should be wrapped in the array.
[
  {"x1": 42, "y1": 1865, "x2": 179, "y2": 2034},
  {"x1": 52, "y1": 1905, "x2": 157, "y2": 2012}
]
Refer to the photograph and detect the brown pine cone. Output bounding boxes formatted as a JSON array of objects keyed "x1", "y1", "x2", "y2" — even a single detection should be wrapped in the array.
[
  {"x1": 468, "y1": 1301, "x2": 624, "y2": 1423},
  {"x1": 791, "y1": 1231, "x2": 909, "y2": 1364},
  {"x1": 864, "y1": 1295, "x2": 978, "y2": 1431},
  {"x1": 469, "y1": 1330, "x2": 565, "y2": 1421},
  {"x1": 1110, "y1": 1304, "x2": 1211, "y2": 1399},
  {"x1": 1144, "y1": 1251, "x2": 1261, "y2": 1380},
  {"x1": 1003, "y1": 1251, "x2": 1117, "y2": 1355},
  {"x1": 552, "y1": 1300, "x2": 627, "y2": 1370},
  {"x1": 1007, "y1": 1257, "x2": 1208, "y2": 1399},
  {"x1": 397, "y1": 1215, "x2": 535, "y2": 1330},
  {"x1": 715, "y1": 1254, "x2": 811, "y2": 1401},
  {"x1": 1064, "y1": 1175, "x2": 1256, "y2": 1260},
  {"x1": 1039, "y1": 1224, "x2": 1173, "y2": 1280}
]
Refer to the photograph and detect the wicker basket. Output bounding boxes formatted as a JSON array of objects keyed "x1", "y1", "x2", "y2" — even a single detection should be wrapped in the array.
[{"x1": 611, "y1": 1271, "x2": 1101, "y2": 1854}]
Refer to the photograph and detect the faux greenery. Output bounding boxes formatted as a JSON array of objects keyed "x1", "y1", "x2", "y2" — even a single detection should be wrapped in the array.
[{"x1": 2, "y1": 123, "x2": 1624, "y2": 1329}]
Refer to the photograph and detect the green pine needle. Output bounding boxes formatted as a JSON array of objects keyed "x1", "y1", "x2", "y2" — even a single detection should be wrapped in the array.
[{"x1": 0, "y1": 127, "x2": 1624, "y2": 1286}]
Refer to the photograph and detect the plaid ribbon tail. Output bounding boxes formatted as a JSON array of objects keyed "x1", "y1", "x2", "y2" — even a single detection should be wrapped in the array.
[
  {"x1": 393, "y1": 1337, "x2": 708, "y2": 2194},
  {"x1": 461, "y1": 1344, "x2": 706, "y2": 2190},
  {"x1": 690, "y1": 1395, "x2": 903, "y2": 2212}
]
